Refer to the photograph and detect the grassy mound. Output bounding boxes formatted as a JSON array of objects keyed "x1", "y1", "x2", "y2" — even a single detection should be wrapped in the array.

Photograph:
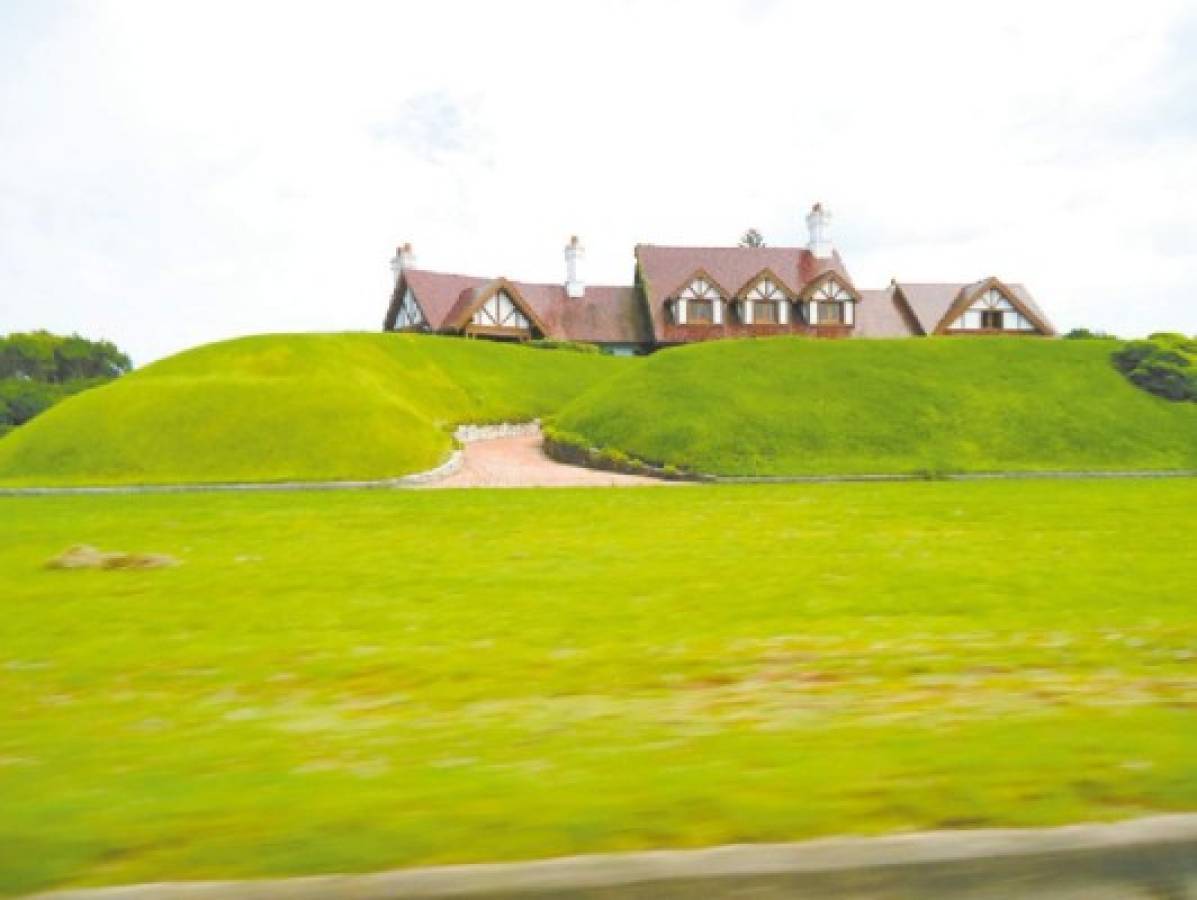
[
  {"x1": 0, "y1": 333, "x2": 626, "y2": 486},
  {"x1": 551, "y1": 338, "x2": 1197, "y2": 476}
]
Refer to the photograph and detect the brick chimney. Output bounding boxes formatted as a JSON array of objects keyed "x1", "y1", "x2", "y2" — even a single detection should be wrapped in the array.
[{"x1": 389, "y1": 242, "x2": 416, "y2": 284}]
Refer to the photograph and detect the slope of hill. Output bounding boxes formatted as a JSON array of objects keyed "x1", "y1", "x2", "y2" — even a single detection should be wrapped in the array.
[
  {"x1": 0, "y1": 334, "x2": 627, "y2": 486},
  {"x1": 550, "y1": 338, "x2": 1197, "y2": 476}
]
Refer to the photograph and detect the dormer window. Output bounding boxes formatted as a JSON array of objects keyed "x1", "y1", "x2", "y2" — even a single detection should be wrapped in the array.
[
  {"x1": 743, "y1": 279, "x2": 788, "y2": 325},
  {"x1": 950, "y1": 287, "x2": 1034, "y2": 331},
  {"x1": 673, "y1": 277, "x2": 724, "y2": 326},
  {"x1": 807, "y1": 279, "x2": 855, "y2": 327}
]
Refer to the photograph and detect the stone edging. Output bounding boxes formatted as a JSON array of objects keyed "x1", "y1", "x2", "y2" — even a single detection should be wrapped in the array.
[
  {"x1": 21, "y1": 814, "x2": 1197, "y2": 899},
  {"x1": 453, "y1": 420, "x2": 541, "y2": 444}
]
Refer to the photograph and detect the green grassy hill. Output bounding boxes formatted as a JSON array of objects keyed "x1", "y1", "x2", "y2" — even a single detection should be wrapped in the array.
[
  {"x1": 0, "y1": 334, "x2": 626, "y2": 486},
  {"x1": 551, "y1": 338, "x2": 1197, "y2": 476}
]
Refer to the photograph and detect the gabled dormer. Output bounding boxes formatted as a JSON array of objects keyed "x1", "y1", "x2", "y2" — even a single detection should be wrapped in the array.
[
  {"x1": 667, "y1": 270, "x2": 728, "y2": 326},
  {"x1": 935, "y1": 278, "x2": 1053, "y2": 335},
  {"x1": 735, "y1": 269, "x2": 797, "y2": 325},
  {"x1": 800, "y1": 272, "x2": 860, "y2": 328}
]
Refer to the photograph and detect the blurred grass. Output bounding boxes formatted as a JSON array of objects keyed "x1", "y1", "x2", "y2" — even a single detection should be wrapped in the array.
[
  {"x1": 551, "y1": 337, "x2": 1197, "y2": 475},
  {"x1": 2, "y1": 480, "x2": 1197, "y2": 893}
]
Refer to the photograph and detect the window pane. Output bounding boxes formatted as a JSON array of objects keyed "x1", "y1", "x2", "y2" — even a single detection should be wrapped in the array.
[
  {"x1": 818, "y1": 302, "x2": 844, "y2": 324},
  {"x1": 755, "y1": 301, "x2": 778, "y2": 324},
  {"x1": 689, "y1": 299, "x2": 714, "y2": 323}
]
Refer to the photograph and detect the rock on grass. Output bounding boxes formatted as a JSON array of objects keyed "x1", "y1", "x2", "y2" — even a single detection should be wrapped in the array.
[{"x1": 45, "y1": 544, "x2": 178, "y2": 570}]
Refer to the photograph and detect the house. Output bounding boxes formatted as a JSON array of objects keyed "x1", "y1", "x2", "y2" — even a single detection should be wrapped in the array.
[{"x1": 382, "y1": 204, "x2": 1055, "y2": 353}]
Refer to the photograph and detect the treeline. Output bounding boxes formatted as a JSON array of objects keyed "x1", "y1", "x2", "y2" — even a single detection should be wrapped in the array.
[{"x1": 1, "y1": 331, "x2": 132, "y2": 434}]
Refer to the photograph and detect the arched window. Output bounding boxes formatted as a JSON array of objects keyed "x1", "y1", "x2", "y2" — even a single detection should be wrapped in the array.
[
  {"x1": 394, "y1": 287, "x2": 426, "y2": 329},
  {"x1": 673, "y1": 277, "x2": 724, "y2": 325},
  {"x1": 952, "y1": 287, "x2": 1031, "y2": 331},
  {"x1": 472, "y1": 290, "x2": 530, "y2": 330},
  {"x1": 743, "y1": 279, "x2": 788, "y2": 325},
  {"x1": 808, "y1": 279, "x2": 855, "y2": 326}
]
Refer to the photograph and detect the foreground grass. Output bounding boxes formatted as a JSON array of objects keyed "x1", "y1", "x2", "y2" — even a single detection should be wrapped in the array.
[
  {"x1": 0, "y1": 334, "x2": 627, "y2": 486},
  {"x1": 2, "y1": 481, "x2": 1197, "y2": 894},
  {"x1": 552, "y1": 338, "x2": 1197, "y2": 475}
]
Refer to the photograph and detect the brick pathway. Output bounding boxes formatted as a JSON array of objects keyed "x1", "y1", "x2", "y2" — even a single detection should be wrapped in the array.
[{"x1": 423, "y1": 434, "x2": 674, "y2": 489}]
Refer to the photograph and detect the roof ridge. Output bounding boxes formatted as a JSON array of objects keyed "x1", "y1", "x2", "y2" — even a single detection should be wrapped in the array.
[
  {"x1": 408, "y1": 268, "x2": 631, "y2": 291},
  {"x1": 636, "y1": 244, "x2": 808, "y2": 251}
]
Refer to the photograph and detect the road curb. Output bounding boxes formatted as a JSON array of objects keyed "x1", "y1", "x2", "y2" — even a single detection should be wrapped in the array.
[{"x1": 22, "y1": 814, "x2": 1197, "y2": 899}]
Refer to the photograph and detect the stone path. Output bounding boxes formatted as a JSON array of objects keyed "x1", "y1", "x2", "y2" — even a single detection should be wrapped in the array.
[{"x1": 423, "y1": 434, "x2": 673, "y2": 489}]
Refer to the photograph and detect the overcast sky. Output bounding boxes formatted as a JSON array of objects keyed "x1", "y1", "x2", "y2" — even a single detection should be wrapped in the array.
[{"x1": 2, "y1": 0, "x2": 1196, "y2": 363}]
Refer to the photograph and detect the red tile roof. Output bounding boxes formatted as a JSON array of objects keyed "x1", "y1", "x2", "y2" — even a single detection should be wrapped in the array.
[
  {"x1": 894, "y1": 281, "x2": 1054, "y2": 335},
  {"x1": 634, "y1": 245, "x2": 852, "y2": 341},
  {"x1": 391, "y1": 268, "x2": 652, "y2": 345},
  {"x1": 384, "y1": 254, "x2": 1053, "y2": 345},
  {"x1": 854, "y1": 288, "x2": 922, "y2": 338}
]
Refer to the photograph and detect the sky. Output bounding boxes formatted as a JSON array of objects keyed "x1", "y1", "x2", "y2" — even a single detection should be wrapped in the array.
[{"x1": 1, "y1": 0, "x2": 1196, "y2": 364}]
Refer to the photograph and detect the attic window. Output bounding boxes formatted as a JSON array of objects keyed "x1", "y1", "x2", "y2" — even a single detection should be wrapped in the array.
[
  {"x1": 688, "y1": 298, "x2": 714, "y2": 324},
  {"x1": 952, "y1": 286, "x2": 1034, "y2": 331},
  {"x1": 808, "y1": 279, "x2": 854, "y2": 327},
  {"x1": 674, "y1": 277, "x2": 724, "y2": 326},
  {"x1": 744, "y1": 279, "x2": 787, "y2": 325}
]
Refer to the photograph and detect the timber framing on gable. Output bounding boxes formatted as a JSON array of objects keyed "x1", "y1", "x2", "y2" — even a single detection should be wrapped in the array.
[
  {"x1": 666, "y1": 268, "x2": 731, "y2": 303},
  {"x1": 932, "y1": 277, "x2": 1053, "y2": 336},
  {"x1": 382, "y1": 275, "x2": 407, "y2": 330},
  {"x1": 448, "y1": 278, "x2": 551, "y2": 337},
  {"x1": 798, "y1": 270, "x2": 860, "y2": 303},
  {"x1": 734, "y1": 267, "x2": 800, "y2": 301}
]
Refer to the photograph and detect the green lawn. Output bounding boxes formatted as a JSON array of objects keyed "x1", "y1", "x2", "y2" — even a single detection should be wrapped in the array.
[
  {"x1": 552, "y1": 338, "x2": 1197, "y2": 475},
  {"x1": 0, "y1": 334, "x2": 628, "y2": 487},
  {"x1": 2, "y1": 481, "x2": 1197, "y2": 895}
]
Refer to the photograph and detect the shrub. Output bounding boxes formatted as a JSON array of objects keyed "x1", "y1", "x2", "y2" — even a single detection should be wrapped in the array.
[
  {"x1": 599, "y1": 447, "x2": 630, "y2": 467},
  {"x1": 1112, "y1": 335, "x2": 1197, "y2": 403},
  {"x1": 527, "y1": 339, "x2": 601, "y2": 354},
  {"x1": 1064, "y1": 328, "x2": 1118, "y2": 340}
]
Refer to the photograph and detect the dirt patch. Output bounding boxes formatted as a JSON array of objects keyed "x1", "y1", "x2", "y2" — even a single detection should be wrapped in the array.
[
  {"x1": 46, "y1": 545, "x2": 179, "y2": 570},
  {"x1": 423, "y1": 433, "x2": 679, "y2": 489}
]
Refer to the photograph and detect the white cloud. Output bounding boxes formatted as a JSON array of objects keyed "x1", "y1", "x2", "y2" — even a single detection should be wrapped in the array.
[{"x1": 1, "y1": 0, "x2": 1195, "y2": 363}]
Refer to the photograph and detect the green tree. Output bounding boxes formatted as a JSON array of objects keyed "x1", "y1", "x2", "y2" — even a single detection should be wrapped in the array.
[
  {"x1": 0, "y1": 331, "x2": 132, "y2": 434},
  {"x1": 739, "y1": 228, "x2": 765, "y2": 248}
]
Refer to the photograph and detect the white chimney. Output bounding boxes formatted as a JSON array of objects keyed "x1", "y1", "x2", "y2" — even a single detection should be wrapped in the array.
[
  {"x1": 389, "y1": 242, "x2": 416, "y2": 284},
  {"x1": 805, "y1": 203, "x2": 834, "y2": 259},
  {"x1": 564, "y1": 235, "x2": 585, "y2": 298}
]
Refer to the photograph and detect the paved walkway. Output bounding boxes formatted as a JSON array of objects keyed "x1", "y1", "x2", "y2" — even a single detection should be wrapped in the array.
[{"x1": 424, "y1": 434, "x2": 672, "y2": 489}]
